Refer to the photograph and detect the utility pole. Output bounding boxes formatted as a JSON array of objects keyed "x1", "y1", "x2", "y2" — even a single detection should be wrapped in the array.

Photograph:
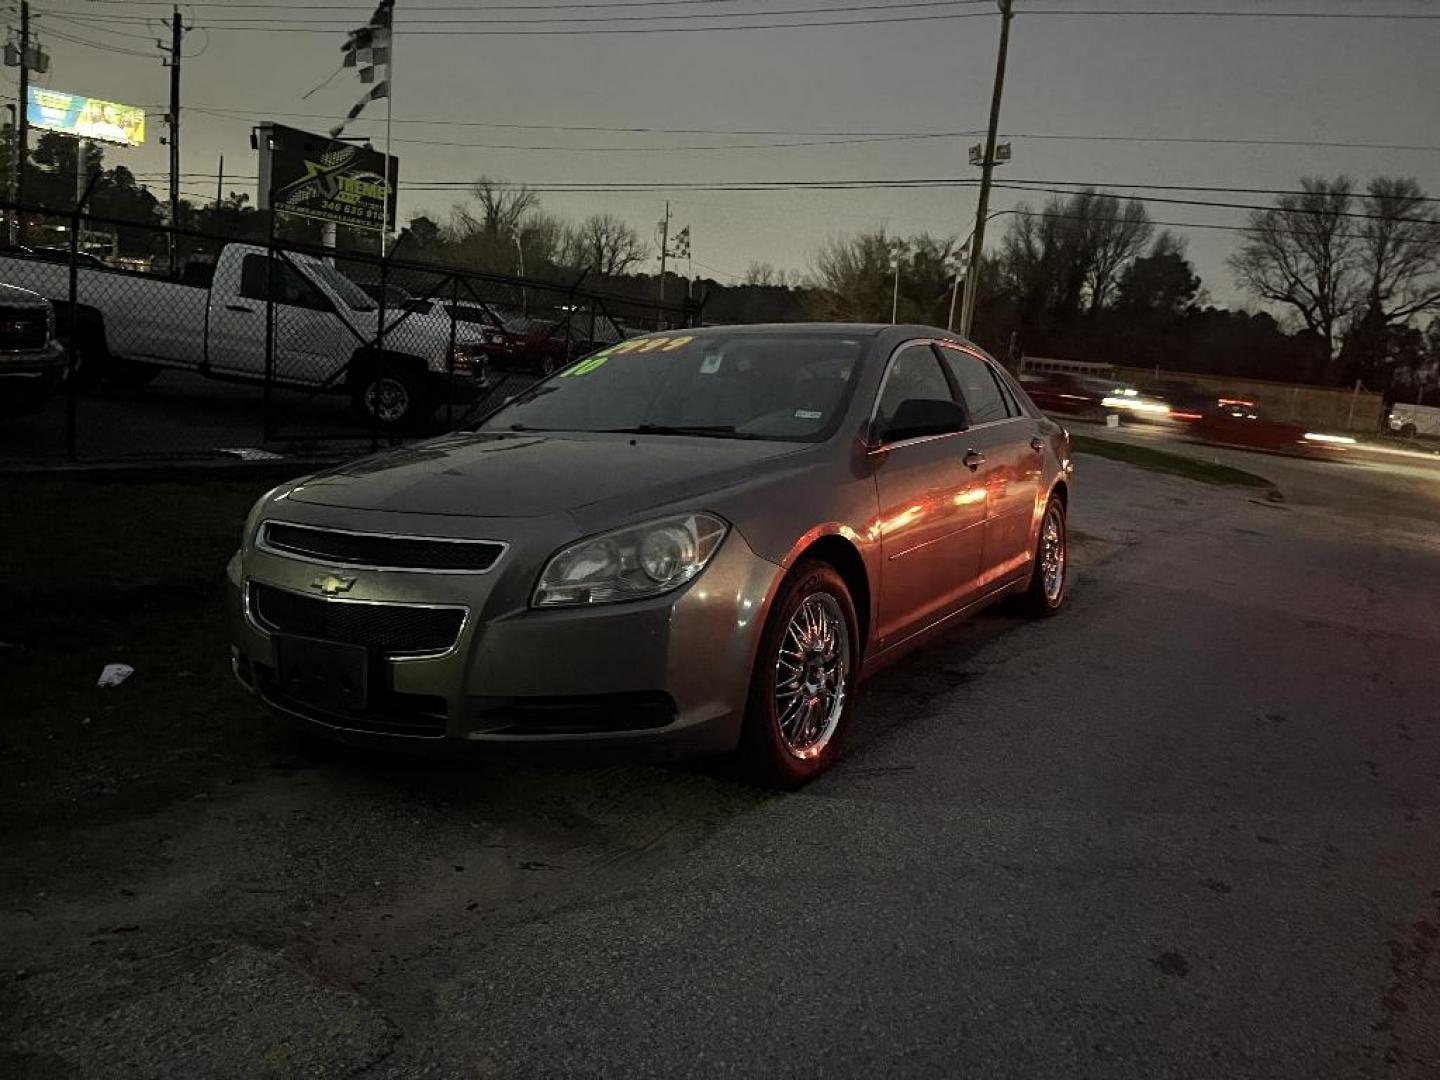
[
  {"x1": 165, "y1": 6, "x2": 184, "y2": 274},
  {"x1": 959, "y1": 0, "x2": 1014, "y2": 339},
  {"x1": 13, "y1": 1, "x2": 31, "y2": 243},
  {"x1": 215, "y1": 154, "x2": 223, "y2": 208},
  {"x1": 657, "y1": 200, "x2": 671, "y2": 306}
]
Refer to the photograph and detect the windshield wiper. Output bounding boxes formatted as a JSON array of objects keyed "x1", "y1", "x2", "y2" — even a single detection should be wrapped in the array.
[{"x1": 600, "y1": 424, "x2": 763, "y2": 440}]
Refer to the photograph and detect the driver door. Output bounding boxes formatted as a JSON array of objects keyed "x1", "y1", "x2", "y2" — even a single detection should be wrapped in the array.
[
  {"x1": 208, "y1": 253, "x2": 348, "y2": 385},
  {"x1": 871, "y1": 342, "x2": 989, "y2": 648}
]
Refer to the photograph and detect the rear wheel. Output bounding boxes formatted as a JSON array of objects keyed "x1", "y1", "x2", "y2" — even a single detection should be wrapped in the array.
[
  {"x1": 737, "y1": 560, "x2": 858, "y2": 788},
  {"x1": 1400, "y1": 422, "x2": 1418, "y2": 439},
  {"x1": 1019, "y1": 496, "x2": 1068, "y2": 616},
  {"x1": 536, "y1": 352, "x2": 558, "y2": 377},
  {"x1": 352, "y1": 363, "x2": 429, "y2": 429}
]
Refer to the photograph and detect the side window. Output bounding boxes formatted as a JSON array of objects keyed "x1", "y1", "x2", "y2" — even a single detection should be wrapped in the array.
[
  {"x1": 876, "y1": 343, "x2": 953, "y2": 435},
  {"x1": 993, "y1": 368, "x2": 1024, "y2": 417},
  {"x1": 940, "y1": 347, "x2": 1010, "y2": 425},
  {"x1": 238, "y1": 255, "x2": 329, "y2": 311}
]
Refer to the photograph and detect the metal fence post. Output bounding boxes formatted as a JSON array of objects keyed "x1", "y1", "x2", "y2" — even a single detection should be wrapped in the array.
[
  {"x1": 262, "y1": 213, "x2": 276, "y2": 443},
  {"x1": 446, "y1": 274, "x2": 458, "y2": 431},
  {"x1": 65, "y1": 174, "x2": 101, "y2": 462},
  {"x1": 373, "y1": 245, "x2": 387, "y2": 453}
]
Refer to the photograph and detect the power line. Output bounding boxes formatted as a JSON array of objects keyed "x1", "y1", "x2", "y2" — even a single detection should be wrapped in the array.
[
  {"x1": 92, "y1": 10, "x2": 1008, "y2": 33},
  {"x1": 1002, "y1": 178, "x2": 1440, "y2": 205},
  {"x1": 38, "y1": 12, "x2": 162, "y2": 43},
  {"x1": 994, "y1": 183, "x2": 1440, "y2": 224},
  {"x1": 37, "y1": 25, "x2": 160, "y2": 58},
  {"x1": 77, "y1": 0, "x2": 1000, "y2": 24},
  {"x1": 181, "y1": 107, "x2": 1440, "y2": 153},
  {"x1": 1026, "y1": 8, "x2": 1439, "y2": 19}
]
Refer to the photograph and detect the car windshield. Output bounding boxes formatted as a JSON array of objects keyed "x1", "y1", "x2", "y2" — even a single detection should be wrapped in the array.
[
  {"x1": 479, "y1": 332, "x2": 864, "y2": 442},
  {"x1": 310, "y1": 262, "x2": 377, "y2": 311}
]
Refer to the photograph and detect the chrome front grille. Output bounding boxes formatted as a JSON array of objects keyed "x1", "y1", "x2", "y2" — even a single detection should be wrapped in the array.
[
  {"x1": 0, "y1": 306, "x2": 49, "y2": 352},
  {"x1": 248, "y1": 583, "x2": 465, "y2": 656},
  {"x1": 260, "y1": 521, "x2": 505, "y2": 573}
]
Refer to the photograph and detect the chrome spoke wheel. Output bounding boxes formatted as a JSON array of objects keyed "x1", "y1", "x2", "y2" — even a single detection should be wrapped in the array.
[
  {"x1": 774, "y1": 591, "x2": 850, "y2": 760},
  {"x1": 1040, "y1": 503, "x2": 1066, "y2": 603},
  {"x1": 366, "y1": 376, "x2": 410, "y2": 424}
]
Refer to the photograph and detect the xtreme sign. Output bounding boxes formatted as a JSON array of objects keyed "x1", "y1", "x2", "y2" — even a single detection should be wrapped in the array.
[{"x1": 257, "y1": 123, "x2": 399, "y2": 233}]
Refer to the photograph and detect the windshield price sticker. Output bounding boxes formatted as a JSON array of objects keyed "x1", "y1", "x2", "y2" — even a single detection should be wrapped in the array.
[{"x1": 561, "y1": 335, "x2": 698, "y2": 376}]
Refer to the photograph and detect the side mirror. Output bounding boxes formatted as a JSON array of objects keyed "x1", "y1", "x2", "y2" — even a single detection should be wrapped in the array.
[{"x1": 879, "y1": 397, "x2": 967, "y2": 444}]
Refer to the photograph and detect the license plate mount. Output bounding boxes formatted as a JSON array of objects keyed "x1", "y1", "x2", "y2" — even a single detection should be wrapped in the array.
[{"x1": 274, "y1": 635, "x2": 370, "y2": 713}]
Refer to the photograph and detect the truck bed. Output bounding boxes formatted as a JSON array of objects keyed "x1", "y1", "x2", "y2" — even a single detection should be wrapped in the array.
[{"x1": 0, "y1": 255, "x2": 211, "y2": 369}]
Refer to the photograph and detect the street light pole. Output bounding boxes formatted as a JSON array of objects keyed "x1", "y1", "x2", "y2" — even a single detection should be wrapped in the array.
[
  {"x1": 890, "y1": 257, "x2": 901, "y2": 324},
  {"x1": 959, "y1": 0, "x2": 1014, "y2": 339}
]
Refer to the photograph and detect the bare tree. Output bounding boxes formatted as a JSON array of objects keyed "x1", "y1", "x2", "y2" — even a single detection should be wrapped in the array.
[
  {"x1": 467, "y1": 176, "x2": 540, "y2": 241},
  {"x1": 810, "y1": 231, "x2": 958, "y2": 323},
  {"x1": 1075, "y1": 190, "x2": 1153, "y2": 312},
  {"x1": 996, "y1": 190, "x2": 1151, "y2": 318},
  {"x1": 1357, "y1": 177, "x2": 1440, "y2": 324},
  {"x1": 744, "y1": 262, "x2": 779, "y2": 287},
  {"x1": 1228, "y1": 176, "x2": 1361, "y2": 359},
  {"x1": 810, "y1": 231, "x2": 895, "y2": 321},
  {"x1": 562, "y1": 213, "x2": 645, "y2": 276}
]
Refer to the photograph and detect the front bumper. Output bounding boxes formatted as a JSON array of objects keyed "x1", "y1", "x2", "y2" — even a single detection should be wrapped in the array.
[
  {"x1": 227, "y1": 525, "x2": 782, "y2": 758},
  {"x1": 0, "y1": 346, "x2": 65, "y2": 416}
]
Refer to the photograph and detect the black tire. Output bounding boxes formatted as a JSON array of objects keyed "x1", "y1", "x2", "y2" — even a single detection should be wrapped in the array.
[
  {"x1": 105, "y1": 359, "x2": 161, "y2": 387},
  {"x1": 1400, "y1": 422, "x2": 1417, "y2": 439},
  {"x1": 1019, "y1": 495, "x2": 1068, "y2": 617},
  {"x1": 737, "y1": 560, "x2": 860, "y2": 788},
  {"x1": 63, "y1": 336, "x2": 104, "y2": 390},
  {"x1": 351, "y1": 362, "x2": 430, "y2": 429},
  {"x1": 536, "y1": 352, "x2": 558, "y2": 377}
]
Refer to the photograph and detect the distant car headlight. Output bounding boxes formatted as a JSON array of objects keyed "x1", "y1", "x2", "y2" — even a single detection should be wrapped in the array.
[{"x1": 533, "y1": 513, "x2": 728, "y2": 608}]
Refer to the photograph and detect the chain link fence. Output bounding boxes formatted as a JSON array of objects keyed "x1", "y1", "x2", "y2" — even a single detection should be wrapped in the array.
[{"x1": 0, "y1": 202, "x2": 698, "y2": 464}]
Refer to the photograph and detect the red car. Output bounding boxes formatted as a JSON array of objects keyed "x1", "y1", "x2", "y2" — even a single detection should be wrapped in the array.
[{"x1": 1176, "y1": 397, "x2": 1355, "y2": 459}]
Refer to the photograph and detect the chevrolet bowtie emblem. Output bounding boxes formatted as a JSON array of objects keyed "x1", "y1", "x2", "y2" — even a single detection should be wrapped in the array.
[{"x1": 310, "y1": 573, "x2": 357, "y2": 596}]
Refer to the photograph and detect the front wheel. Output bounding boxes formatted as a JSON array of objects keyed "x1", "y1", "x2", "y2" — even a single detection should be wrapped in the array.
[
  {"x1": 1019, "y1": 496, "x2": 1068, "y2": 616},
  {"x1": 737, "y1": 560, "x2": 859, "y2": 788},
  {"x1": 1399, "y1": 422, "x2": 1418, "y2": 439}
]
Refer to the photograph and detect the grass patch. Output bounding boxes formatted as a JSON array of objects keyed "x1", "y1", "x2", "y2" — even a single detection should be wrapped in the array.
[
  {"x1": 0, "y1": 473, "x2": 309, "y2": 840},
  {"x1": 1070, "y1": 435, "x2": 1275, "y2": 489}
]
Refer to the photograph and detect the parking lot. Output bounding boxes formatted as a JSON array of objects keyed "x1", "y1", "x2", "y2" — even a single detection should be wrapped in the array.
[{"x1": 3, "y1": 436, "x2": 1438, "y2": 1079}]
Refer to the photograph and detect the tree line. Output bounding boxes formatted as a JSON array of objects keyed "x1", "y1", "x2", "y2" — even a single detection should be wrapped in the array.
[
  {"x1": 808, "y1": 179, "x2": 1440, "y2": 398},
  {"x1": 4, "y1": 126, "x2": 1435, "y2": 397}
]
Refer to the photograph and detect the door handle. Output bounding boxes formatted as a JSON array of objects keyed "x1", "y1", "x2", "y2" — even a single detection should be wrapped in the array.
[
  {"x1": 1030, "y1": 436, "x2": 1045, "y2": 452},
  {"x1": 225, "y1": 303, "x2": 257, "y2": 313},
  {"x1": 963, "y1": 449, "x2": 986, "y2": 471}
]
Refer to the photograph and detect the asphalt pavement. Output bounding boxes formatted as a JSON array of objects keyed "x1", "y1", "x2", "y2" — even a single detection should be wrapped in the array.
[{"x1": 3, "y1": 444, "x2": 1439, "y2": 1078}]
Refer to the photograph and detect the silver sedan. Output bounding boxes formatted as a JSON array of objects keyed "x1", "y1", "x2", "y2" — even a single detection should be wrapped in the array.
[{"x1": 228, "y1": 324, "x2": 1073, "y2": 785}]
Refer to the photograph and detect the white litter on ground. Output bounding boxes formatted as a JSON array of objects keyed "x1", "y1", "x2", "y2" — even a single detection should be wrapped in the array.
[{"x1": 97, "y1": 664, "x2": 135, "y2": 688}]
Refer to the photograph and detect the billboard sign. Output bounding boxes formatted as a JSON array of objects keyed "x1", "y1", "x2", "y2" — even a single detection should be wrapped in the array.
[
  {"x1": 257, "y1": 123, "x2": 398, "y2": 234},
  {"x1": 27, "y1": 87, "x2": 145, "y2": 148}
]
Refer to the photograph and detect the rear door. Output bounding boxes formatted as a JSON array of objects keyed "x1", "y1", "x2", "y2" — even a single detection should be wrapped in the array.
[
  {"x1": 871, "y1": 342, "x2": 989, "y2": 646},
  {"x1": 937, "y1": 343, "x2": 1043, "y2": 588}
]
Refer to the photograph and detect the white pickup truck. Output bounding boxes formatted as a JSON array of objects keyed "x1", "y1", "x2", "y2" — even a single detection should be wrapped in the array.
[
  {"x1": 1387, "y1": 402, "x2": 1440, "y2": 439},
  {"x1": 0, "y1": 244, "x2": 491, "y2": 427}
]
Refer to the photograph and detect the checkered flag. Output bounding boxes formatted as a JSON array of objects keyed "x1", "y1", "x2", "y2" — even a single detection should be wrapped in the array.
[
  {"x1": 330, "y1": 0, "x2": 394, "y2": 138},
  {"x1": 669, "y1": 226, "x2": 691, "y2": 260}
]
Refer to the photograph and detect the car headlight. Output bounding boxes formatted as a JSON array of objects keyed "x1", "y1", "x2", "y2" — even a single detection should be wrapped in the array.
[{"x1": 533, "y1": 513, "x2": 728, "y2": 608}]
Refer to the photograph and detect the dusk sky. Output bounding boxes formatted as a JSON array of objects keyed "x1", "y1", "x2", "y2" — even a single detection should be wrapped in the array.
[{"x1": 10, "y1": 0, "x2": 1439, "y2": 306}]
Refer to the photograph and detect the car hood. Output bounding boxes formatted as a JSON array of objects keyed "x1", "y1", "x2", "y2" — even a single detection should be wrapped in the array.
[{"x1": 286, "y1": 431, "x2": 809, "y2": 519}]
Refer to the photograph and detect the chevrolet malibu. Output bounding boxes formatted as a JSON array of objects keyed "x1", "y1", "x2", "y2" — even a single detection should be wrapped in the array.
[{"x1": 228, "y1": 324, "x2": 1073, "y2": 785}]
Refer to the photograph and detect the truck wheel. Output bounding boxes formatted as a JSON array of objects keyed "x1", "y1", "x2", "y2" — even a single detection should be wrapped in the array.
[
  {"x1": 353, "y1": 365, "x2": 428, "y2": 428},
  {"x1": 1400, "y1": 422, "x2": 1417, "y2": 439},
  {"x1": 63, "y1": 338, "x2": 105, "y2": 391}
]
